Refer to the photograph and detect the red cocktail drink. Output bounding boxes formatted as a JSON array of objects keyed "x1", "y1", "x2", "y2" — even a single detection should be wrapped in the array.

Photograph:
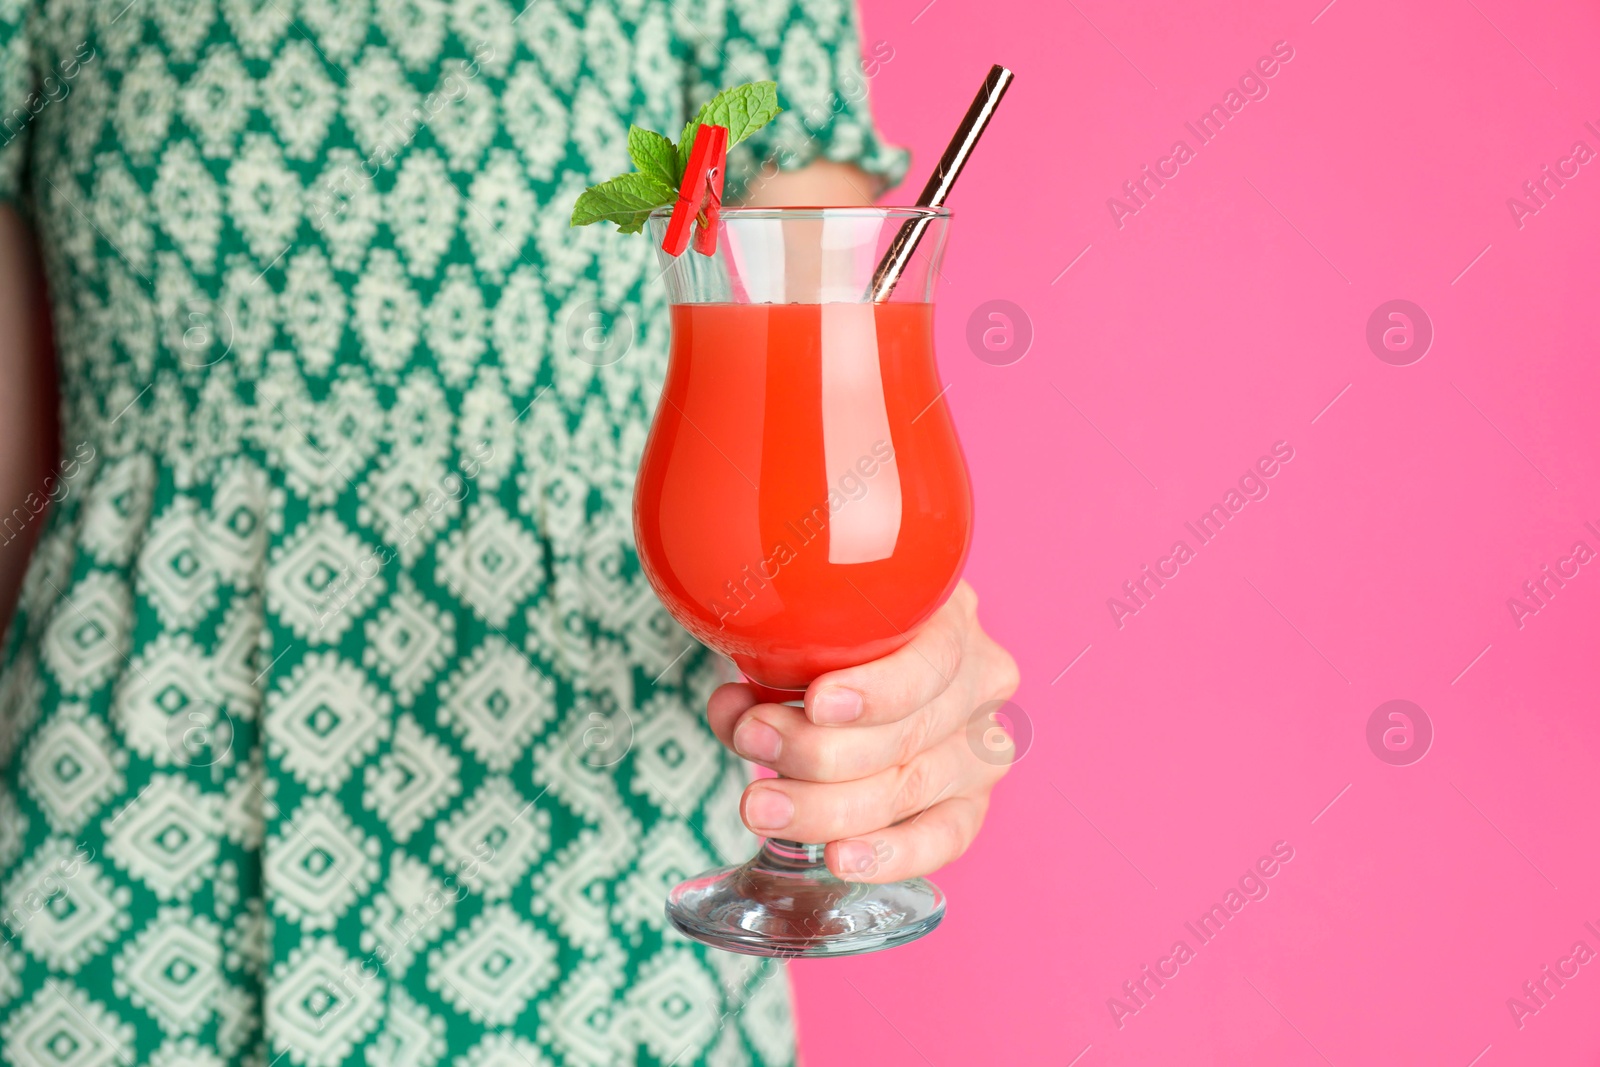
[
  {"x1": 636, "y1": 301, "x2": 971, "y2": 692},
  {"x1": 639, "y1": 207, "x2": 965, "y2": 957}
]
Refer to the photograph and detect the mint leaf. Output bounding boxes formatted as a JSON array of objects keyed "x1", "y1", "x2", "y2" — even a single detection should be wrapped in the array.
[
  {"x1": 569, "y1": 173, "x2": 677, "y2": 233},
  {"x1": 628, "y1": 125, "x2": 679, "y2": 188},
  {"x1": 572, "y1": 81, "x2": 782, "y2": 236},
  {"x1": 678, "y1": 80, "x2": 782, "y2": 178}
]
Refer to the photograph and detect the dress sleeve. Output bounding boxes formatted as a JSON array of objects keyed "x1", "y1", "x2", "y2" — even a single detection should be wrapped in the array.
[
  {"x1": 0, "y1": 0, "x2": 32, "y2": 208},
  {"x1": 685, "y1": 0, "x2": 911, "y2": 203}
]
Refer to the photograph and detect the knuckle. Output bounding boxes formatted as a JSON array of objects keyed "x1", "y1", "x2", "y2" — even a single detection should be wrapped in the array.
[
  {"x1": 895, "y1": 709, "x2": 936, "y2": 766},
  {"x1": 968, "y1": 721, "x2": 1016, "y2": 774},
  {"x1": 798, "y1": 732, "x2": 848, "y2": 782},
  {"x1": 992, "y1": 646, "x2": 1021, "y2": 698},
  {"x1": 973, "y1": 793, "x2": 993, "y2": 830},
  {"x1": 866, "y1": 838, "x2": 898, "y2": 879},
  {"x1": 843, "y1": 789, "x2": 884, "y2": 838},
  {"x1": 893, "y1": 760, "x2": 931, "y2": 821},
  {"x1": 932, "y1": 625, "x2": 965, "y2": 680},
  {"x1": 933, "y1": 813, "x2": 967, "y2": 865},
  {"x1": 972, "y1": 741, "x2": 1012, "y2": 786}
]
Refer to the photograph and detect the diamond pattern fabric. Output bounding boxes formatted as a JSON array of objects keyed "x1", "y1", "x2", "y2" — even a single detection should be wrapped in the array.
[{"x1": 0, "y1": 0, "x2": 907, "y2": 1062}]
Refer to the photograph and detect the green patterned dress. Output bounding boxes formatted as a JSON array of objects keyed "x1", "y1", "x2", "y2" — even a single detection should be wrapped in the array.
[{"x1": 0, "y1": 0, "x2": 906, "y2": 1062}]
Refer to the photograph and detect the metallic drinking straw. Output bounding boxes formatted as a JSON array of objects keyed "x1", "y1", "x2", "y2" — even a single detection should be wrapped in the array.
[{"x1": 870, "y1": 64, "x2": 1015, "y2": 302}]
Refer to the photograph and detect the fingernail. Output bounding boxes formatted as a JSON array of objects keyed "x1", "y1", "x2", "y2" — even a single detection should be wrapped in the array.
[
  {"x1": 743, "y1": 787, "x2": 794, "y2": 832},
  {"x1": 836, "y1": 840, "x2": 877, "y2": 876},
  {"x1": 733, "y1": 717, "x2": 782, "y2": 763},
  {"x1": 810, "y1": 687, "x2": 862, "y2": 725}
]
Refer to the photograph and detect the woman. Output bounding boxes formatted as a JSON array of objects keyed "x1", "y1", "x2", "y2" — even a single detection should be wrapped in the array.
[{"x1": 0, "y1": 1, "x2": 1018, "y2": 1063}]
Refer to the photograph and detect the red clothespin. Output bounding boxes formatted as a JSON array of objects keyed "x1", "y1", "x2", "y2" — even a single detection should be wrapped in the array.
[
  {"x1": 662, "y1": 123, "x2": 728, "y2": 258},
  {"x1": 691, "y1": 140, "x2": 727, "y2": 256}
]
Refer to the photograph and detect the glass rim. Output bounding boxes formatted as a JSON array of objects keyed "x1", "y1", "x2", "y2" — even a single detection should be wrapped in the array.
[{"x1": 646, "y1": 205, "x2": 950, "y2": 221}]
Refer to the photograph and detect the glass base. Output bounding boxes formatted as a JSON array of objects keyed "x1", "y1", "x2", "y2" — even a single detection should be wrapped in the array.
[{"x1": 666, "y1": 838, "x2": 945, "y2": 958}]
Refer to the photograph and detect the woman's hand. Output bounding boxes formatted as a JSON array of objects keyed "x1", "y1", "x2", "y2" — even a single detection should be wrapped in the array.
[{"x1": 706, "y1": 581, "x2": 1020, "y2": 883}]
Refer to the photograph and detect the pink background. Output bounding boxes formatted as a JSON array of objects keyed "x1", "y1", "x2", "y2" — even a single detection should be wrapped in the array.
[{"x1": 791, "y1": 0, "x2": 1600, "y2": 1063}]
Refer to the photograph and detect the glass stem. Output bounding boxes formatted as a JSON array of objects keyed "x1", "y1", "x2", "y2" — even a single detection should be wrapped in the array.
[
  {"x1": 760, "y1": 701, "x2": 832, "y2": 873},
  {"x1": 760, "y1": 838, "x2": 827, "y2": 868}
]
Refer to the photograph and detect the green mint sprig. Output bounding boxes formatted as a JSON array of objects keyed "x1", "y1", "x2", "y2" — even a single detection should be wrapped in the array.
[{"x1": 569, "y1": 81, "x2": 782, "y2": 234}]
